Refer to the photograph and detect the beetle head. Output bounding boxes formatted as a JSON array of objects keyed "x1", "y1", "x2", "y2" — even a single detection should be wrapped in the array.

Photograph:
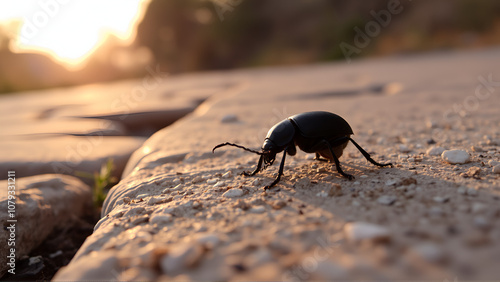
[{"x1": 261, "y1": 138, "x2": 278, "y2": 169}]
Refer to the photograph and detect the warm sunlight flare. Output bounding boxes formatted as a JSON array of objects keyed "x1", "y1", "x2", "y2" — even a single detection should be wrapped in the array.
[{"x1": 0, "y1": 0, "x2": 150, "y2": 70}]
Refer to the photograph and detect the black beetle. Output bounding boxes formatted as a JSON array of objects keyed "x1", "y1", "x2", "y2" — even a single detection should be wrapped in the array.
[{"x1": 213, "y1": 111, "x2": 393, "y2": 189}]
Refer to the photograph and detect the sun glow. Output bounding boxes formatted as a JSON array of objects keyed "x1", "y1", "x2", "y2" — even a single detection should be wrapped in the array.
[{"x1": 0, "y1": 0, "x2": 150, "y2": 70}]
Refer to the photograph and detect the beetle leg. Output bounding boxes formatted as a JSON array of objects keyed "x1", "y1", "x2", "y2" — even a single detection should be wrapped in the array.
[
  {"x1": 349, "y1": 138, "x2": 393, "y2": 167},
  {"x1": 319, "y1": 139, "x2": 354, "y2": 180},
  {"x1": 243, "y1": 155, "x2": 263, "y2": 176},
  {"x1": 314, "y1": 152, "x2": 329, "y2": 162},
  {"x1": 265, "y1": 149, "x2": 288, "y2": 189}
]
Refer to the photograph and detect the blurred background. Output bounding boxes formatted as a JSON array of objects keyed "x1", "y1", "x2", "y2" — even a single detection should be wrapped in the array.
[{"x1": 1, "y1": 0, "x2": 500, "y2": 94}]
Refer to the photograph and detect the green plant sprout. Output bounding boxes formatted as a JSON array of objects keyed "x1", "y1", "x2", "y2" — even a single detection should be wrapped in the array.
[{"x1": 76, "y1": 158, "x2": 118, "y2": 208}]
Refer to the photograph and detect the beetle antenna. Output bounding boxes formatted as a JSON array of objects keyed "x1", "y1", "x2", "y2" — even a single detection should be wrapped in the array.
[{"x1": 212, "y1": 142, "x2": 263, "y2": 155}]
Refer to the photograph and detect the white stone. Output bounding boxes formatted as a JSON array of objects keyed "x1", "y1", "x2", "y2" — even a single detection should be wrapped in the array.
[
  {"x1": 441, "y1": 149, "x2": 470, "y2": 164},
  {"x1": 492, "y1": 165, "x2": 500, "y2": 174},
  {"x1": 426, "y1": 146, "x2": 445, "y2": 156},
  {"x1": 222, "y1": 171, "x2": 233, "y2": 178},
  {"x1": 316, "y1": 191, "x2": 328, "y2": 197},
  {"x1": 344, "y1": 222, "x2": 390, "y2": 242},
  {"x1": 223, "y1": 188, "x2": 244, "y2": 198},
  {"x1": 191, "y1": 176, "x2": 204, "y2": 183},
  {"x1": 249, "y1": 206, "x2": 266, "y2": 213},
  {"x1": 147, "y1": 197, "x2": 162, "y2": 205},
  {"x1": 195, "y1": 233, "x2": 220, "y2": 248},
  {"x1": 488, "y1": 160, "x2": 500, "y2": 167},
  {"x1": 409, "y1": 243, "x2": 445, "y2": 263},
  {"x1": 213, "y1": 181, "x2": 225, "y2": 187},
  {"x1": 471, "y1": 202, "x2": 487, "y2": 213},
  {"x1": 398, "y1": 144, "x2": 411, "y2": 153},
  {"x1": 150, "y1": 214, "x2": 173, "y2": 225},
  {"x1": 433, "y1": 196, "x2": 449, "y2": 203},
  {"x1": 466, "y1": 188, "x2": 478, "y2": 196},
  {"x1": 206, "y1": 178, "x2": 218, "y2": 184},
  {"x1": 474, "y1": 216, "x2": 491, "y2": 229},
  {"x1": 385, "y1": 179, "x2": 398, "y2": 186},
  {"x1": 457, "y1": 186, "x2": 467, "y2": 194},
  {"x1": 160, "y1": 243, "x2": 204, "y2": 275},
  {"x1": 377, "y1": 195, "x2": 396, "y2": 205}
]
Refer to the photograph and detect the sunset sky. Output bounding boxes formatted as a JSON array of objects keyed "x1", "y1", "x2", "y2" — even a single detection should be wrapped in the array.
[{"x1": 0, "y1": 0, "x2": 150, "y2": 70}]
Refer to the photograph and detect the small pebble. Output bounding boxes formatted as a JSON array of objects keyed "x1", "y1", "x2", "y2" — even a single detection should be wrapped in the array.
[
  {"x1": 222, "y1": 171, "x2": 233, "y2": 179},
  {"x1": 233, "y1": 199, "x2": 250, "y2": 210},
  {"x1": 405, "y1": 190, "x2": 415, "y2": 198},
  {"x1": 492, "y1": 165, "x2": 500, "y2": 174},
  {"x1": 195, "y1": 233, "x2": 220, "y2": 248},
  {"x1": 442, "y1": 149, "x2": 470, "y2": 164},
  {"x1": 270, "y1": 200, "x2": 287, "y2": 210},
  {"x1": 214, "y1": 181, "x2": 226, "y2": 187},
  {"x1": 488, "y1": 160, "x2": 500, "y2": 167},
  {"x1": 29, "y1": 256, "x2": 43, "y2": 265},
  {"x1": 426, "y1": 120, "x2": 438, "y2": 129},
  {"x1": 160, "y1": 243, "x2": 204, "y2": 274},
  {"x1": 426, "y1": 146, "x2": 445, "y2": 156},
  {"x1": 221, "y1": 114, "x2": 238, "y2": 123},
  {"x1": 385, "y1": 179, "x2": 398, "y2": 186},
  {"x1": 329, "y1": 184, "x2": 343, "y2": 196},
  {"x1": 471, "y1": 202, "x2": 487, "y2": 213},
  {"x1": 171, "y1": 184, "x2": 183, "y2": 191},
  {"x1": 344, "y1": 222, "x2": 391, "y2": 243},
  {"x1": 150, "y1": 214, "x2": 173, "y2": 225},
  {"x1": 377, "y1": 195, "x2": 396, "y2": 205},
  {"x1": 429, "y1": 206, "x2": 443, "y2": 217},
  {"x1": 457, "y1": 186, "x2": 467, "y2": 195},
  {"x1": 206, "y1": 178, "x2": 218, "y2": 185},
  {"x1": 433, "y1": 196, "x2": 449, "y2": 203},
  {"x1": 466, "y1": 188, "x2": 478, "y2": 196},
  {"x1": 409, "y1": 243, "x2": 445, "y2": 264},
  {"x1": 316, "y1": 167, "x2": 327, "y2": 173},
  {"x1": 191, "y1": 176, "x2": 204, "y2": 184},
  {"x1": 49, "y1": 250, "x2": 63, "y2": 259},
  {"x1": 147, "y1": 197, "x2": 162, "y2": 205},
  {"x1": 223, "y1": 188, "x2": 244, "y2": 198},
  {"x1": 249, "y1": 206, "x2": 266, "y2": 214},
  {"x1": 316, "y1": 191, "x2": 328, "y2": 197},
  {"x1": 399, "y1": 144, "x2": 411, "y2": 153},
  {"x1": 474, "y1": 216, "x2": 491, "y2": 230},
  {"x1": 471, "y1": 145, "x2": 484, "y2": 152}
]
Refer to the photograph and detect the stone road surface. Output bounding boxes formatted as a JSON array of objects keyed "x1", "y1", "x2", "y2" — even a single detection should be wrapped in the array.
[{"x1": 52, "y1": 48, "x2": 500, "y2": 281}]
